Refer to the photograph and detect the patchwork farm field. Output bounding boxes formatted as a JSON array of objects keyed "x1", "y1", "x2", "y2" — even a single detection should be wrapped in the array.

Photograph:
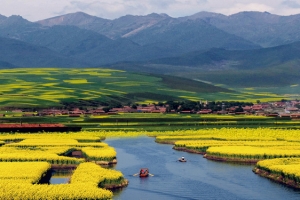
[
  {"x1": 0, "y1": 131, "x2": 128, "y2": 199},
  {"x1": 2, "y1": 112, "x2": 300, "y2": 131},
  {"x1": 2, "y1": 128, "x2": 300, "y2": 198},
  {"x1": 0, "y1": 68, "x2": 290, "y2": 108},
  {"x1": 1, "y1": 68, "x2": 300, "y2": 197}
]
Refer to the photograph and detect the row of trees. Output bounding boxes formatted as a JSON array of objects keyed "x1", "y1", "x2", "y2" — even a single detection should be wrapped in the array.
[
  {"x1": 60, "y1": 99, "x2": 254, "y2": 113},
  {"x1": 59, "y1": 99, "x2": 254, "y2": 113},
  {"x1": 162, "y1": 100, "x2": 253, "y2": 112}
]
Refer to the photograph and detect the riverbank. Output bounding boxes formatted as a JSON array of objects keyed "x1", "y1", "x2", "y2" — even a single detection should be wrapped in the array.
[
  {"x1": 51, "y1": 164, "x2": 78, "y2": 170},
  {"x1": 51, "y1": 159, "x2": 118, "y2": 170},
  {"x1": 172, "y1": 146, "x2": 260, "y2": 163},
  {"x1": 204, "y1": 154, "x2": 260, "y2": 164},
  {"x1": 94, "y1": 159, "x2": 117, "y2": 165},
  {"x1": 253, "y1": 167, "x2": 300, "y2": 189},
  {"x1": 106, "y1": 136, "x2": 300, "y2": 199},
  {"x1": 172, "y1": 146, "x2": 205, "y2": 154},
  {"x1": 155, "y1": 140, "x2": 176, "y2": 145},
  {"x1": 101, "y1": 179, "x2": 129, "y2": 189},
  {"x1": 51, "y1": 162, "x2": 128, "y2": 190}
]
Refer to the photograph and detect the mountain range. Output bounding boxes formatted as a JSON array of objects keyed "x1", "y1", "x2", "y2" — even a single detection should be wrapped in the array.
[
  {"x1": 108, "y1": 42, "x2": 300, "y2": 87},
  {"x1": 1, "y1": 11, "x2": 300, "y2": 87},
  {"x1": 36, "y1": 11, "x2": 300, "y2": 48}
]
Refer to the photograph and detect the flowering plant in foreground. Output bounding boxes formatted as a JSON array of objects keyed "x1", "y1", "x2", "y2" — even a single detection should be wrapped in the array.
[{"x1": 256, "y1": 158, "x2": 300, "y2": 183}]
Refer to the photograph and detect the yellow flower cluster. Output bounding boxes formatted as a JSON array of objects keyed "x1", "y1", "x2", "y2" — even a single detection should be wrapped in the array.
[
  {"x1": 152, "y1": 128, "x2": 300, "y2": 160},
  {"x1": 7, "y1": 141, "x2": 107, "y2": 148},
  {"x1": 0, "y1": 182, "x2": 113, "y2": 200},
  {"x1": 0, "y1": 162, "x2": 124, "y2": 199},
  {"x1": 82, "y1": 147, "x2": 116, "y2": 161},
  {"x1": 151, "y1": 128, "x2": 300, "y2": 141},
  {"x1": 0, "y1": 162, "x2": 50, "y2": 184},
  {"x1": 175, "y1": 140, "x2": 300, "y2": 153},
  {"x1": 206, "y1": 146, "x2": 300, "y2": 159},
  {"x1": 71, "y1": 162, "x2": 124, "y2": 186},
  {"x1": 175, "y1": 140, "x2": 294, "y2": 147},
  {"x1": 0, "y1": 136, "x2": 115, "y2": 163},
  {"x1": 257, "y1": 158, "x2": 300, "y2": 183},
  {"x1": 0, "y1": 132, "x2": 103, "y2": 141},
  {"x1": 0, "y1": 147, "x2": 84, "y2": 164},
  {"x1": 0, "y1": 130, "x2": 147, "y2": 141},
  {"x1": 0, "y1": 134, "x2": 124, "y2": 199}
]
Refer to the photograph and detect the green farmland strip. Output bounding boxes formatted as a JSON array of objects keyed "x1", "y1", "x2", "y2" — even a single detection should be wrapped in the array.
[{"x1": 0, "y1": 68, "x2": 289, "y2": 108}]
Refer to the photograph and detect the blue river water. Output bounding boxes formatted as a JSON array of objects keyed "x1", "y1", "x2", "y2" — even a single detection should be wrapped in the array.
[{"x1": 106, "y1": 137, "x2": 300, "y2": 200}]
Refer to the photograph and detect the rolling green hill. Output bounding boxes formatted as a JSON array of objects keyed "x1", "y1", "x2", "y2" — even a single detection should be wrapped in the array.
[
  {"x1": 107, "y1": 42, "x2": 300, "y2": 89},
  {"x1": 150, "y1": 42, "x2": 300, "y2": 69},
  {"x1": 0, "y1": 68, "x2": 287, "y2": 108}
]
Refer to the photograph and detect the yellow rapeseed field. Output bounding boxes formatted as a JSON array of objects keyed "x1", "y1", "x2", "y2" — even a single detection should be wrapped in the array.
[
  {"x1": 256, "y1": 158, "x2": 300, "y2": 183},
  {"x1": 1, "y1": 128, "x2": 300, "y2": 195}
]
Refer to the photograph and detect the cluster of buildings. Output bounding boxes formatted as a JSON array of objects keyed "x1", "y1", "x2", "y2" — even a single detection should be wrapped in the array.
[
  {"x1": 196, "y1": 101, "x2": 300, "y2": 118},
  {"x1": 35, "y1": 105, "x2": 167, "y2": 117},
  {"x1": 7, "y1": 100, "x2": 300, "y2": 119}
]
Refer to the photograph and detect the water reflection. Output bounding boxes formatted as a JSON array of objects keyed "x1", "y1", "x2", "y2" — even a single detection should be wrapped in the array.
[{"x1": 49, "y1": 170, "x2": 73, "y2": 184}]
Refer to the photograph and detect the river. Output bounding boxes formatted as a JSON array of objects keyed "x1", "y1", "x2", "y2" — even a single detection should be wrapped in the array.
[{"x1": 106, "y1": 137, "x2": 300, "y2": 200}]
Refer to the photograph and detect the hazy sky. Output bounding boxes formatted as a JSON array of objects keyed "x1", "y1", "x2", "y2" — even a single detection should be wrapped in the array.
[{"x1": 1, "y1": 0, "x2": 300, "y2": 21}]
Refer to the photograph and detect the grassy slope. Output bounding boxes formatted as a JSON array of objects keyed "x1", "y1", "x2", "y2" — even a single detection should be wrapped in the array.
[
  {"x1": 107, "y1": 62, "x2": 300, "y2": 99},
  {"x1": 0, "y1": 68, "x2": 289, "y2": 108},
  {"x1": 0, "y1": 68, "x2": 229, "y2": 108},
  {"x1": 106, "y1": 42, "x2": 300, "y2": 92},
  {"x1": 167, "y1": 43, "x2": 300, "y2": 88}
]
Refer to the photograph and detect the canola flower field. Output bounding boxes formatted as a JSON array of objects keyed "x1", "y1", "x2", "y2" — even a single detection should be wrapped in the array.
[
  {"x1": 0, "y1": 162, "x2": 51, "y2": 184},
  {"x1": 0, "y1": 162, "x2": 114, "y2": 199},
  {"x1": 0, "y1": 131, "x2": 126, "y2": 199},
  {"x1": 71, "y1": 162, "x2": 126, "y2": 187},
  {"x1": 0, "y1": 68, "x2": 289, "y2": 107},
  {"x1": 0, "y1": 136, "x2": 115, "y2": 164},
  {"x1": 152, "y1": 128, "x2": 300, "y2": 187},
  {"x1": 1, "y1": 128, "x2": 300, "y2": 197},
  {"x1": 4, "y1": 112, "x2": 296, "y2": 132},
  {"x1": 255, "y1": 158, "x2": 300, "y2": 184}
]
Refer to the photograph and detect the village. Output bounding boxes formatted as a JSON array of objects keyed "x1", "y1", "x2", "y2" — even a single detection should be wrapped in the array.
[{"x1": 5, "y1": 100, "x2": 300, "y2": 119}]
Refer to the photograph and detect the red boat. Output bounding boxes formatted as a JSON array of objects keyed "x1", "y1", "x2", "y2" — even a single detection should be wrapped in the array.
[{"x1": 139, "y1": 168, "x2": 149, "y2": 177}]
